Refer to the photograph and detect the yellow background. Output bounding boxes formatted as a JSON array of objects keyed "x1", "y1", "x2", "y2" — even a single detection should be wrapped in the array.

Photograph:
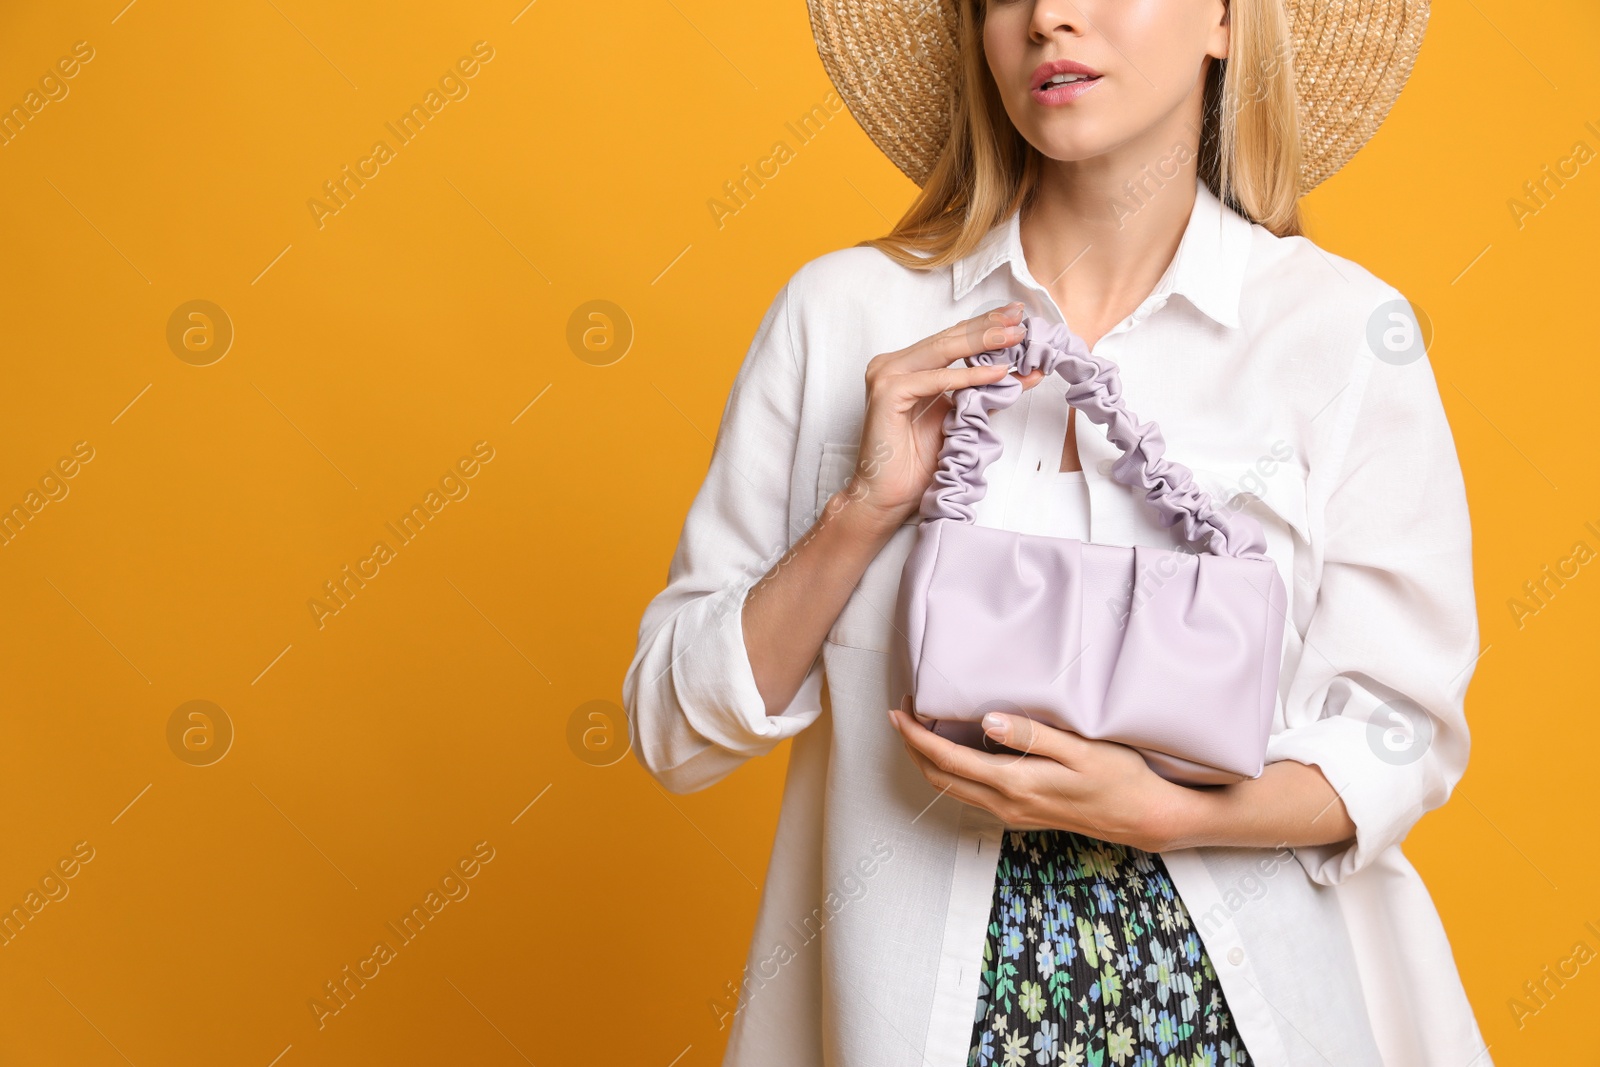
[{"x1": 0, "y1": 0, "x2": 1594, "y2": 1063}]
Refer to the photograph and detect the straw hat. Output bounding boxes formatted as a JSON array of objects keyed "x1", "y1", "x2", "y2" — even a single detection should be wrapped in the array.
[{"x1": 806, "y1": 0, "x2": 1429, "y2": 194}]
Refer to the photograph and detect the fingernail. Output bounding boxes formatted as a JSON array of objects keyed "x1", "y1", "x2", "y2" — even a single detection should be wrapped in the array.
[
  {"x1": 887, "y1": 707, "x2": 900, "y2": 729},
  {"x1": 982, "y1": 712, "x2": 1007, "y2": 739},
  {"x1": 983, "y1": 327, "x2": 1007, "y2": 346}
]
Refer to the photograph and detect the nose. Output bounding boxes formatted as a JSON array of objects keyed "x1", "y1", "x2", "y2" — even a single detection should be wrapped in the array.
[{"x1": 1028, "y1": 0, "x2": 1088, "y2": 41}]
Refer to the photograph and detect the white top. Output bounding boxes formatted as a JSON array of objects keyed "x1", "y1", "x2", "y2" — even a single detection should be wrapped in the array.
[
  {"x1": 1002, "y1": 401, "x2": 1091, "y2": 540},
  {"x1": 623, "y1": 178, "x2": 1487, "y2": 1067}
]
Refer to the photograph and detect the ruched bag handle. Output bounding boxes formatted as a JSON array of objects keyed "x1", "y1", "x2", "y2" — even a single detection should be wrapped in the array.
[{"x1": 918, "y1": 314, "x2": 1270, "y2": 560}]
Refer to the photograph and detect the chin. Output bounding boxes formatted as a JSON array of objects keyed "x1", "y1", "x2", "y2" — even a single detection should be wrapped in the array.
[{"x1": 1025, "y1": 131, "x2": 1121, "y2": 167}]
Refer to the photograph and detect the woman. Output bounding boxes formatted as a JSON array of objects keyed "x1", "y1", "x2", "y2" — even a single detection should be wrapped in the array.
[{"x1": 623, "y1": 1, "x2": 1487, "y2": 1064}]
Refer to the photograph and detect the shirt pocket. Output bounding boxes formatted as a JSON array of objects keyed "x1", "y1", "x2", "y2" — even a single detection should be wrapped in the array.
[{"x1": 814, "y1": 441, "x2": 919, "y2": 654}]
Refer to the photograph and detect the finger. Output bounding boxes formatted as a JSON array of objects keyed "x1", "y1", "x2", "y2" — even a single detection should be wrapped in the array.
[
  {"x1": 985, "y1": 712, "x2": 1095, "y2": 766},
  {"x1": 893, "y1": 302, "x2": 1029, "y2": 373},
  {"x1": 894, "y1": 707, "x2": 1020, "y2": 786},
  {"x1": 898, "y1": 733, "x2": 1015, "y2": 816},
  {"x1": 904, "y1": 735, "x2": 1096, "y2": 835},
  {"x1": 887, "y1": 361, "x2": 1016, "y2": 409}
]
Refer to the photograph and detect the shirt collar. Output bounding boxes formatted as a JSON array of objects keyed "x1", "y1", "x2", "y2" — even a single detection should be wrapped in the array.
[{"x1": 950, "y1": 176, "x2": 1252, "y2": 330}]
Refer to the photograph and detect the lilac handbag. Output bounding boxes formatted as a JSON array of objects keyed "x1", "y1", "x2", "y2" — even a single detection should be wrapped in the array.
[{"x1": 890, "y1": 316, "x2": 1287, "y2": 786}]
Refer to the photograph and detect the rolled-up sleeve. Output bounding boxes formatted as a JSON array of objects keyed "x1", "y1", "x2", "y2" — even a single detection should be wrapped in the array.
[
  {"x1": 1266, "y1": 295, "x2": 1480, "y2": 885},
  {"x1": 621, "y1": 274, "x2": 826, "y2": 794}
]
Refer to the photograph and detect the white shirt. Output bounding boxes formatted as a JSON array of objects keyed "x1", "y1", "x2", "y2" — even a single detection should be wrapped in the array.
[
  {"x1": 1003, "y1": 403, "x2": 1092, "y2": 539},
  {"x1": 622, "y1": 178, "x2": 1489, "y2": 1067}
]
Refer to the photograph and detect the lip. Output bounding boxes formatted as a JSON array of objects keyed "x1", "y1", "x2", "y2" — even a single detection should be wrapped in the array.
[{"x1": 1029, "y1": 58, "x2": 1103, "y2": 104}]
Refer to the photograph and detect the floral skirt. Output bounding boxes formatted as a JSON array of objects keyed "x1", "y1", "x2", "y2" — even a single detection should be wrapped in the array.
[{"x1": 967, "y1": 829, "x2": 1251, "y2": 1067}]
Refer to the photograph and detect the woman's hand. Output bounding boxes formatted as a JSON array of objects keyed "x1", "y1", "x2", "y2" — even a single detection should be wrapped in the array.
[
  {"x1": 844, "y1": 302, "x2": 1047, "y2": 530},
  {"x1": 888, "y1": 702, "x2": 1187, "y2": 853},
  {"x1": 888, "y1": 702, "x2": 1360, "y2": 853}
]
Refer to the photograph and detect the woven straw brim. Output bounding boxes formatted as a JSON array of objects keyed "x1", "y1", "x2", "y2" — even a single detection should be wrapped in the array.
[{"x1": 806, "y1": 0, "x2": 1429, "y2": 195}]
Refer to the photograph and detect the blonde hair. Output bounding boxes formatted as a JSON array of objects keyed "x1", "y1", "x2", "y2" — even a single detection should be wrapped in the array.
[{"x1": 864, "y1": 0, "x2": 1304, "y2": 269}]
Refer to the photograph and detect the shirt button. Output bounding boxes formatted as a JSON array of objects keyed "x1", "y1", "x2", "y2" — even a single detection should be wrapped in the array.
[
  {"x1": 1096, "y1": 459, "x2": 1115, "y2": 476},
  {"x1": 1226, "y1": 947, "x2": 1246, "y2": 966}
]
